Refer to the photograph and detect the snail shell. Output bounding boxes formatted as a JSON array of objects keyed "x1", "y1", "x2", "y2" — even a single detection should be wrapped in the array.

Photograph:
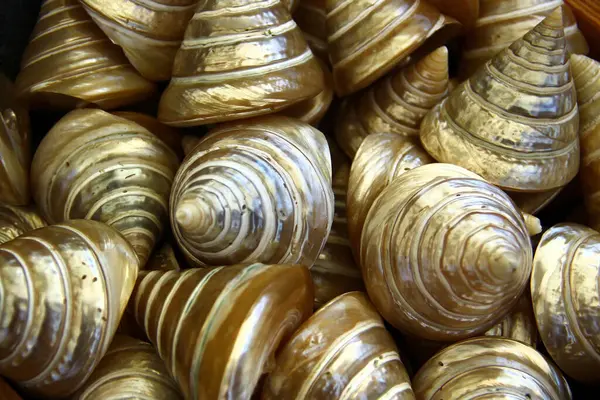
[
  {"x1": 412, "y1": 337, "x2": 572, "y2": 400},
  {"x1": 483, "y1": 293, "x2": 538, "y2": 347},
  {"x1": 427, "y1": 0, "x2": 479, "y2": 29},
  {"x1": 293, "y1": 0, "x2": 328, "y2": 61},
  {"x1": 421, "y1": 8, "x2": 580, "y2": 192},
  {"x1": 132, "y1": 263, "x2": 313, "y2": 400},
  {"x1": 335, "y1": 46, "x2": 450, "y2": 159},
  {"x1": 31, "y1": 109, "x2": 180, "y2": 266},
  {"x1": 262, "y1": 292, "x2": 415, "y2": 399},
  {"x1": 170, "y1": 116, "x2": 334, "y2": 268},
  {"x1": 531, "y1": 223, "x2": 600, "y2": 383},
  {"x1": 15, "y1": 0, "x2": 155, "y2": 110},
  {"x1": 157, "y1": 0, "x2": 324, "y2": 127},
  {"x1": 566, "y1": 0, "x2": 600, "y2": 57},
  {"x1": 0, "y1": 220, "x2": 139, "y2": 398},
  {"x1": 361, "y1": 163, "x2": 532, "y2": 341},
  {"x1": 0, "y1": 204, "x2": 47, "y2": 245}
]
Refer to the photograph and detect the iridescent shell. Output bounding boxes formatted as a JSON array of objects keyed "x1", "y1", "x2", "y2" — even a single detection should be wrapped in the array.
[
  {"x1": 293, "y1": 0, "x2": 328, "y2": 60},
  {"x1": 132, "y1": 263, "x2": 313, "y2": 400},
  {"x1": 0, "y1": 204, "x2": 46, "y2": 245},
  {"x1": 427, "y1": 0, "x2": 479, "y2": 29},
  {"x1": 484, "y1": 293, "x2": 538, "y2": 347},
  {"x1": 0, "y1": 220, "x2": 139, "y2": 398}
]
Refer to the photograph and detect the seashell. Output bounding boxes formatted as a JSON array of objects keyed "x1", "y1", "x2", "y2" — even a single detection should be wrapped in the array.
[
  {"x1": 347, "y1": 133, "x2": 433, "y2": 262},
  {"x1": 461, "y1": 0, "x2": 589, "y2": 78},
  {"x1": 79, "y1": 0, "x2": 198, "y2": 81},
  {"x1": 0, "y1": 75, "x2": 30, "y2": 206},
  {"x1": 412, "y1": 337, "x2": 572, "y2": 400},
  {"x1": 0, "y1": 219, "x2": 139, "y2": 398},
  {"x1": 0, "y1": 378, "x2": 23, "y2": 400},
  {"x1": 181, "y1": 134, "x2": 201, "y2": 156},
  {"x1": 132, "y1": 263, "x2": 313, "y2": 400},
  {"x1": 31, "y1": 109, "x2": 180, "y2": 266},
  {"x1": 421, "y1": 8, "x2": 580, "y2": 192},
  {"x1": 0, "y1": 204, "x2": 47, "y2": 245},
  {"x1": 484, "y1": 293, "x2": 538, "y2": 347},
  {"x1": 335, "y1": 47, "x2": 450, "y2": 159},
  {"x1": 146, "y1": 242, "x2": 183, "y2": 272},
  {"x1": 566, "y1": 0, "x2": 600, "y2": 57},
  {"x1": 262, "y1": 292, "x2": 415, "y2": 399},
  {"x1": 15, "y1": 0, "x2": 155, "y2": 110},
  {"x1": 170, "y1": 116, "x2": 334, "y2": 267},
  {"x1": 293, "y1": 0, "x2": 328, "y2": 60},
  {"x1": 325, "y1": 0, "x2": 461, "y2": 96},
  {"x1": 361, "y1": 163, "x2": 532, "y2": 341},
  {"x1": 531, "y1": 223, "x2": 600, "y2": 383},
  {"x1": 427, "y1": 0, "x2": 479, "y2": 29},
  {"x1": 74, "y1": 335, "x2": 183, "y2": 399},
  {"x1": 157, "y1": 0, "x2": 324, "y2": 127}
]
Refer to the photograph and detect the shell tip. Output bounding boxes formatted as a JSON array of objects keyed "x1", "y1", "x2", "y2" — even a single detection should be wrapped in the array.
[
  {"x1": 522, "y1": 213, "x2": 542, "y2": 236},
  {"x1": 175, "y1": 199, "x2": 212, "y2": 234},
  {"x1": 543, "y1": 6, "x2": 565, "y2": 29},
  {"x1": 489, "y1": 251, "x2": 522, "y2": 283}
]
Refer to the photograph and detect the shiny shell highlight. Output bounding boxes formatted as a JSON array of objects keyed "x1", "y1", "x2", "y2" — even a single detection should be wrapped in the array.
[
  {"x1": 0, "y1": 204, "x2": 46, "y2": 245},
  {"x1": 484, "y1": 293, "x2": 538, "y2": 347}
]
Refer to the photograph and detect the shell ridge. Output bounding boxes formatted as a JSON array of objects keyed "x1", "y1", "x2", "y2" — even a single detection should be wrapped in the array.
[
  {"x1": 486, "y1": 61, "x2": 574, "y2": 97},
  {"x1": 191, "y1": 0, "x2": 281, "y2": 19},
  {"x1": 337, "y1": 350, "x2": 400, "y2": 400}
]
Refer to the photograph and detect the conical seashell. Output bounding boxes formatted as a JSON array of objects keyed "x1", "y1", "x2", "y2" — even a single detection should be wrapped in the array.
[
  {"x1": 74, "y1": 335, "x2": 183, "y2": 399},
  {"x1": 0, "y1": 378, "x2": 22, "y2": 400},
  {"x1": 80, "y1": 0, "x2": 198, "y2": 81},
  {"x1": 132, "y1": 263, "x2": 313, "y2": 400},
  {"x1": 335, "y1": 47, "x2": 450, "y2": 158},
  {"x1": 15, "y1": 0, "x2": 155, "y2": 110},
  {"x1": 566, "y1": 0, "x2": 600, "y2": 57},
  {"x1": 0, "y1": 204, "x2": 46, "y2": 245},
  {"x1": 0, "y1": 75, "x2": 30, "y2": 206},
  {"x1": 181, "y1": 134, "x2": 201, "y2": 156},
  {"x1": 510, "y1": 187, "x2": 564, "y2": 215},
  {"x1": 413, "y1": 337, "x2": 572, "y2": 400},
  {"x1": 461, "y1": 0, "x2": 589, "y2": 78},
  {"x1": 347, "y1": 133, "x2": 433, "y2": 262},
  {"x1": 157, "y1": 0, "x2": 324, "y2": 127},
  {"x1": 171, "y1": 116, "x2": 334, "y2": 267},
  {"x1": 531, "y1": 223, "x2": 600, "y2": 383},
  {"x1": 325, "y1": 0, "x2": 461, "y2": 96},
  {"x1": 427, "y1": 0, "x2": 479, "y2": 29},
  {"x1": 293, "y1": 0, "x2": 328, "y2": 60},
  {"x1": 484, "y1": 293, "x2": 538, "y2": 347},
  {"x1": 0, "y1": 220, "x2": 139, "y2": 398},
  {"x1": 31, "y1": 109, "x2": 180, "y2": 266},
  {"x1": 361, "y1": 163, "x2": 532, "y2": 341},
  {"x1": 262, "y1": 292, "x2": 414, "y2": 399},
  {"x1": 421, "y1": 8, "x2": 580, "y2": 192}
]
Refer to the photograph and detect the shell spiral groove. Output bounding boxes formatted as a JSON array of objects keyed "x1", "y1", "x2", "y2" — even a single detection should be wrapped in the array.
[
  {"x1": 483, "y1": 293, "x2": 538, "y2": 347},
  {"x1": 0, "y1": 205, "x2": 47, "y2": 245}
]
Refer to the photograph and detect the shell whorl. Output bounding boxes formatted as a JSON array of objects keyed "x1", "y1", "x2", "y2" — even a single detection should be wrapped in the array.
[
  {"x1": 0, "y1": 205, "x2": 47, "y2": 245},
  {"x1": 132, "y1": 263, "x2": 313, "y2": 400},
  {"x1": 484, "y1": 293, "x2": 538, "y2": 347},
  {"x1": 170, "y1": 116, "x2": 334, "y2": 268},
  {"x1": 293, "y1": 0, "x2": 328, "y2": 60},
  {"x1": 361, "y1": 163, "x2": 532, "y2": 341},
  {"x1": 31, "y1": 109, "x2": 180, "y2": 266},
  {"x1": 0, "y1": 220, "x2": 139, "y2": 398}
]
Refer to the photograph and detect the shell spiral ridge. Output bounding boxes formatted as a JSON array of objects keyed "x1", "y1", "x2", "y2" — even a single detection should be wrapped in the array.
[{"x1": 0, "y1": 205, "x2": 47, "y2": 245}]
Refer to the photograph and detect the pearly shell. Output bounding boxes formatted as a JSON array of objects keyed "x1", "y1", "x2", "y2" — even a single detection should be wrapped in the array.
[
  {"x1": 531, "y1": 223, "x2": 600, "y2": 383},
  {"x1": 15, "y1": 0, "x2": 155, "y2": 110},
  {"x1": 293, "y1": 0, "x2": 328, "y2": 60},
  {"x1": 361, "y1": 163, "x2": 532, "y2": 341},
  {"x1": 262, "y1": 292, "x2": 415, "y2": 399},
  {"x1": 421, "y1": 8, "x2": 580, "y2": 192},
  {"x1": 0, "y1": 220, "x2": 139, "y2": 398},
  {"x1": 335, "y1": 47, "x2": 450, "y2": 159},
  {"x1": 0, "y1": 204, "x2": 47, "y2": 245},
  {"x1": 427, "y1": 0, "x2": 479, "y2": 29},
  {"x1": 157, "y1": 0, "x2": 324, "y2": 127},
  {"x1": 170, "y1": 116, "x2": 334, "y2": 268},
  {"x1": 566, "y1": 0, "x2": 600, "y2": 57},
  {"x1": 31, "y1": 109, "x2": 180, "y2": 266},
  {"x1": 412, "y1": 337, "x2": 572, "y2": 400},
  {"x1": 132, "y1": 263, "x2": 313, "y2": 400},
  {"x1": 484, "y1": 293, "x2": 538, "y2": 347}
]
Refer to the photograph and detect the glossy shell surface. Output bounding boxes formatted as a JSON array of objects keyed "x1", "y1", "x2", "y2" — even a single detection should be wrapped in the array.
[
  {"x1": 0, "y1": 205, "x2": 46, "y2": 245},
  {"x1": 484, "y1": 293, "x2": 538, "y2": 347}
]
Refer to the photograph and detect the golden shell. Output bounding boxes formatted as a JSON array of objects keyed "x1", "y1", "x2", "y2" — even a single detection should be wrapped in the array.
[
  {"x1": 31, "y1": 109, "x2": 180, "y2": 266},
  {"x1": 293, "y1": 0, "x2": 328, "y2": 60},
  {"x1": 335, "y1": 47, "x2": 449, "y2": 159},
  {"x1": 262, "y1": 292, "x2": 414, "y2": 399},
  {"x1": 347, "y1": 133, "x2": 433, "y2": 262},
  {"x1": 427, "y1": 0, "x2": 479, "y2": 29},
  {"x1": 15, "y1": 0, "x2": 155, "y2": 110},
  {"x1": 531, "y1": 223, "x2": 600, "y2": 383},
  {"x1": 325, "y1": 0, "x2": 461, "y2": 96},
  {"x1": 157, "y1": 0, "x2": 324, "y2": 127},
  {"x1": 170, "y1": 116, "x2": 334, "y2": 268},
  {"x1": 0, "y1": 204, "x2": 47, "y2": 245},
  {"x1": 0, "y1": 220, "x2": 139, "y2": 398},
  {"x1": 74, "y1": 335, "x2": 183, "y2": 399},
  {"x1": 132, "y1": 263, "x2": 313, "y2": 400},
  {"x1": 412, "y1": 337, "x2": 572, "y2": 400},
  {"x1": 484, "y1": 293, "x2": 538, "y2": 347},
  {"x1": 420, "y1": 8, "x2": 580, "y2": 192},
  {"x1": 79, "y1": 0, "x2": 198, "y2": 81},
  {"x1": 361, "y1": 163, "x2": 532, "y2": 341},
  {"x1": 0, "y1": 378, "x2": 22, "y2": 400},
  {"x1": 566, "y1": 0, "x2": 600, "y2": 57}
]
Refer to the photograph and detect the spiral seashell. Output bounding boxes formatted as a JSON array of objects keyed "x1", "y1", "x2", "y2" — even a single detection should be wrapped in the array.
[
  {"x1": 170, "y1": 116, "x2": 334, "y2": 268},
  {"x1": 74, "y1": 335, "x2": 183, "y2": 399},
  {"x1": 347, "y1": 133, "x2": 433, "y2": 262},
  {"x1": 157, "y1": 0, "x2": 324, "y2": 127},
  {"x1": 262, "y1": 292, "x2": 415, "y2": 399},
  {"x1": 132, "y1": 263, "x2": 313, "y2": 399},
  {"x1": 413, "y1": 337, "x2": 572, "y2": 399},
  {"x1": 31, "y1": 109, "x2": 180, "y2": 266},
  {"x1": 325, "y1": 0, "x2": 461, "y2": 96},
  {"x1": 335, "y1": 47, "x2": 450, "y2": 159},
  {"x1": 0, "y1": 204, "x2": 47, "y2": 245},
  {"x1": 0, "y1": 75, "x2": 30, "y2": 206},
  {"x1": 293, "y1": 0, "x2": 328, "y2": 60},
  {"x1": 427, "y1": 0, "x2": 479, "y2": 29},
  {"x1": 461, "y1": 0, "x2": 589, "y2": 78},
  {"x1": 0, "y1": 219, "x2": 139, "y2": 398},
  {"x1": 566, "y1": 0, "x2": 600, "y2": 57},
  {"x1": 361, "y1": 163, "x2": 532, "y2": 341},
  {"x1": 0, "y1": 378, "x2": 22, "y2": 400},
  {"x1": 15, "y1": 0, "x2": 155, "y2": 110},
  {"x1": 484, "y1": 293, "x2": 538, "y2": 347},
  {"x1": 531, "y1": 223, "x2": 600, "y2": 383},
  {"x1": 421, "y1": 8, "x2": 580, "y2": 192}
]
